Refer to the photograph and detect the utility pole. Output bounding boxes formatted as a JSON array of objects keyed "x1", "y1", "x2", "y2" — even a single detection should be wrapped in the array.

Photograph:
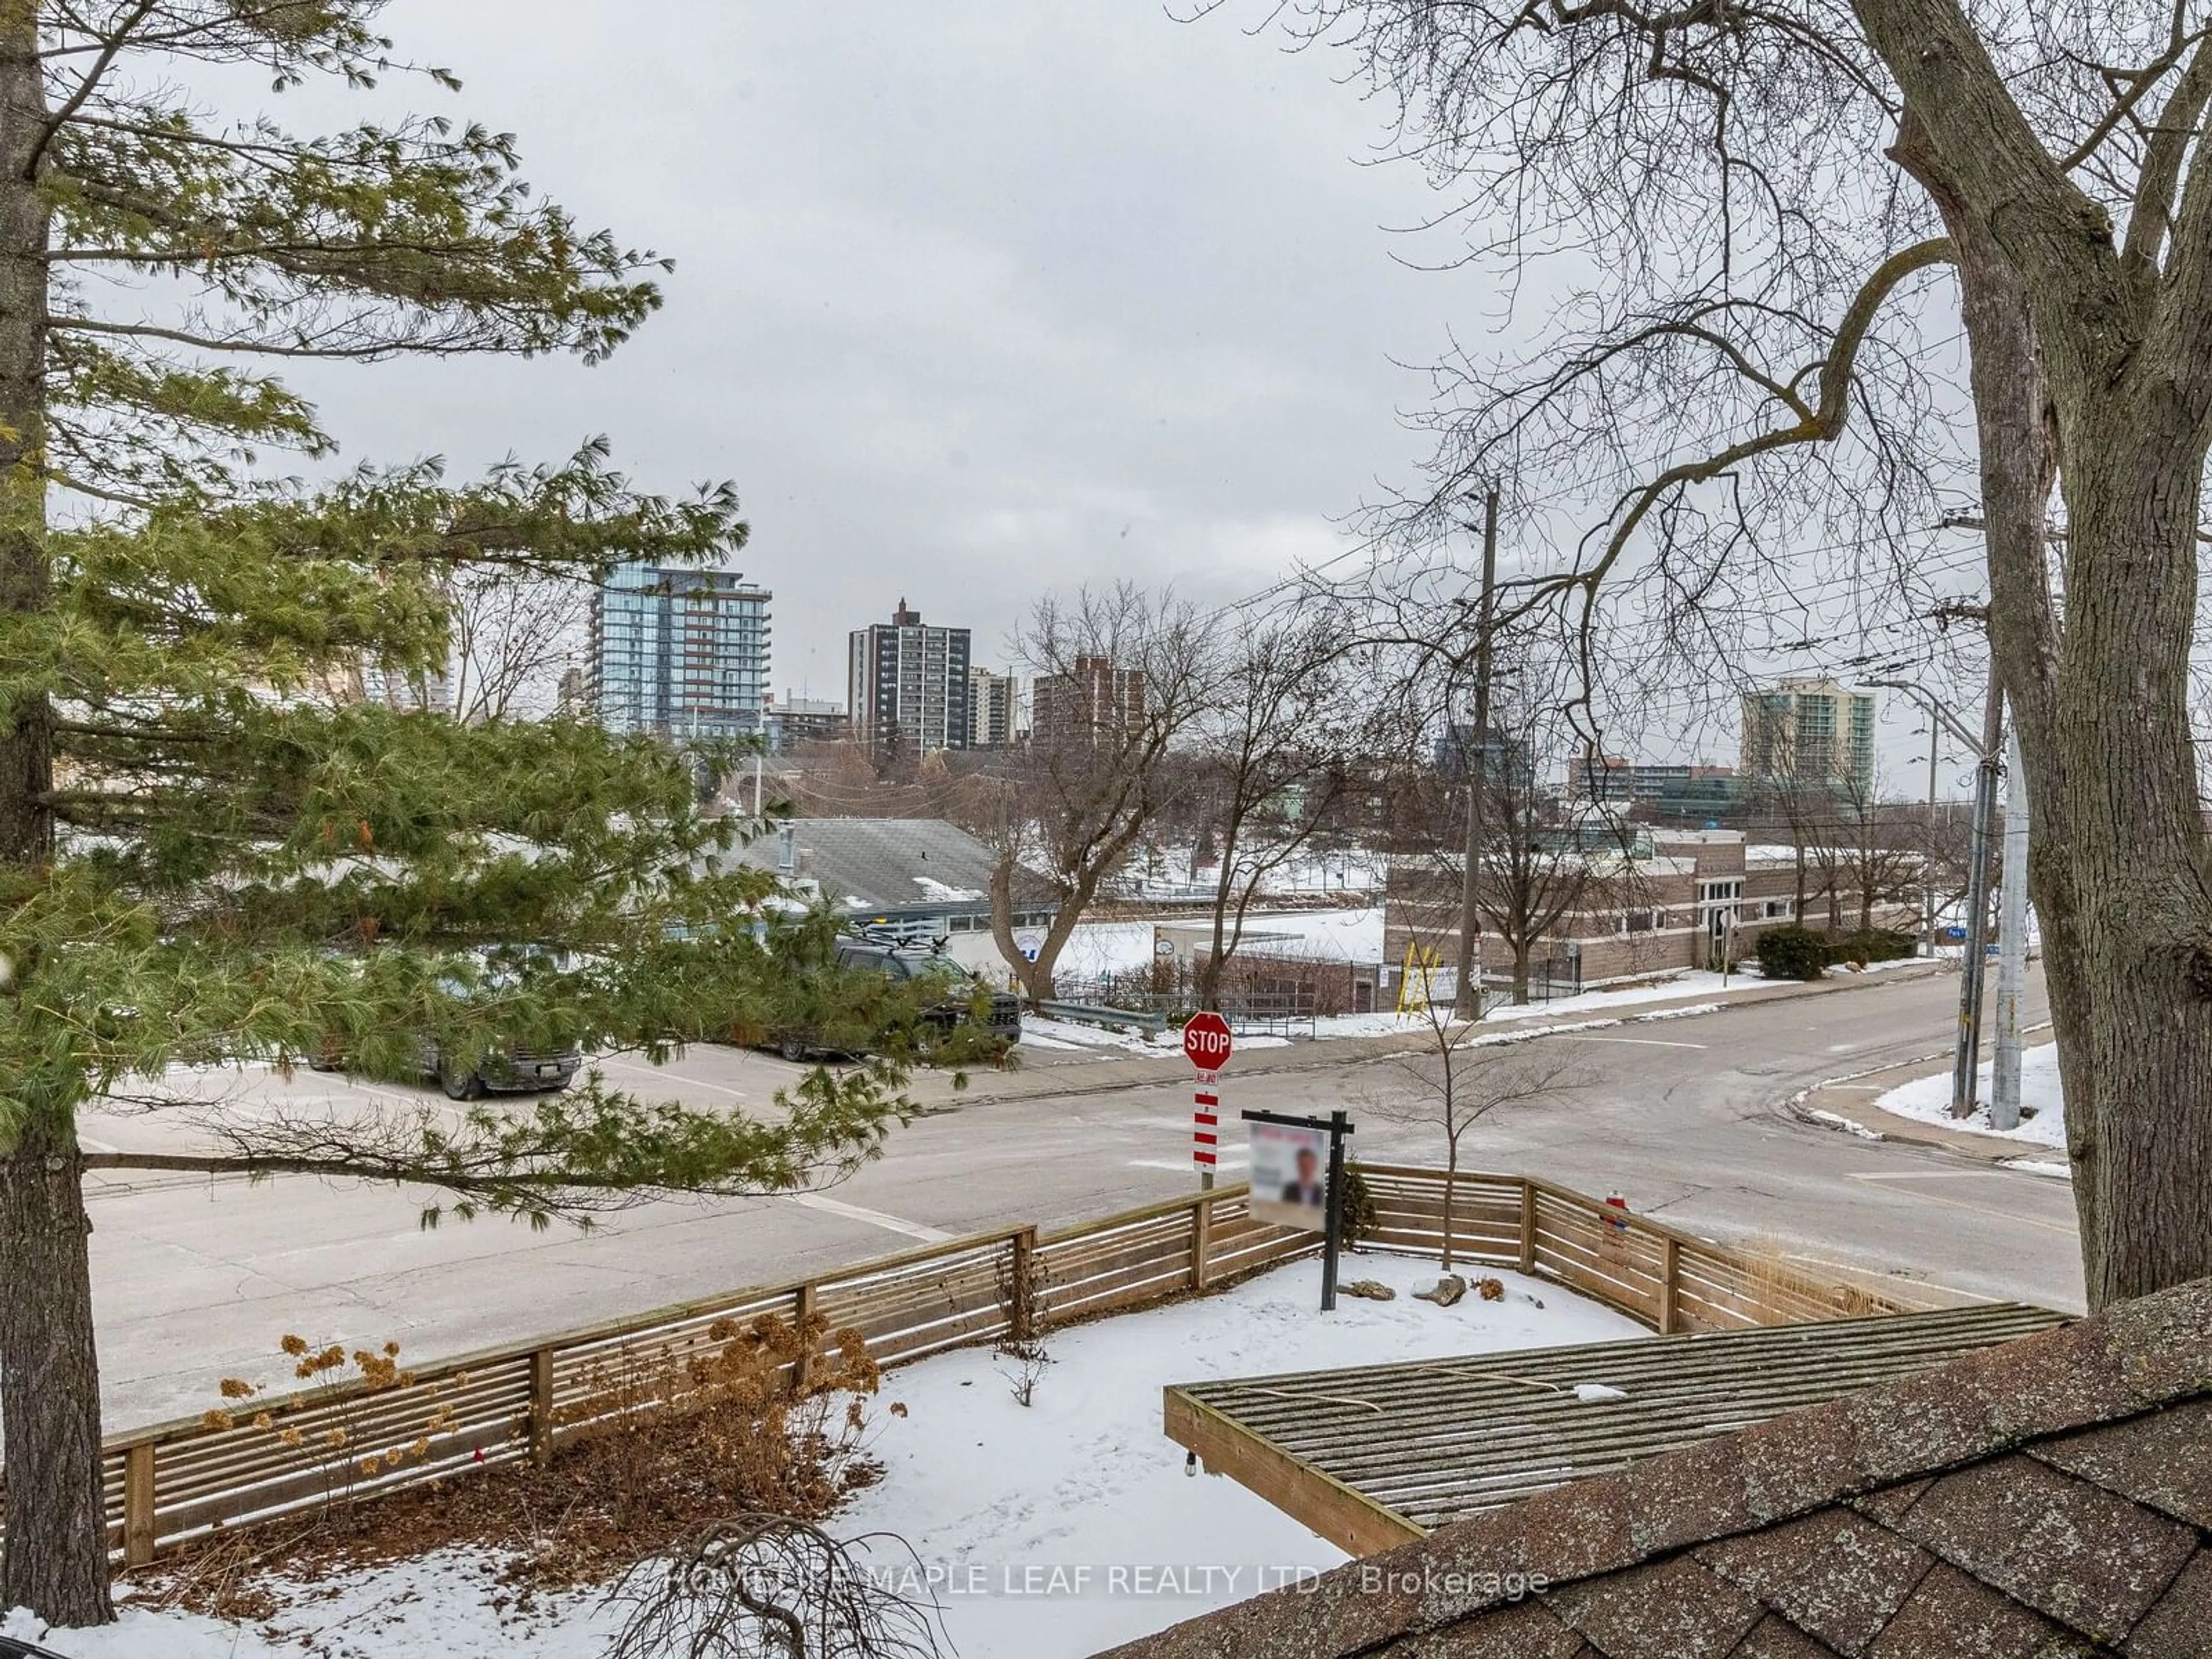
[
  {"x1": 1990, "y1": 718, "x2": 2030, "y2": 1130},
  {"x1": 1950, "y1": 677, "x2": 2006, "y2": 1119},
  {"x1": 1452, "y1": 487, "x2": 1499, "y2": 1023},
  {"x1": 1864, "y1": 679, "x2": 1983, "y2": 960},
  {"x1": 1923, "y1": 719, "x2": 1940, "y2": 949}
]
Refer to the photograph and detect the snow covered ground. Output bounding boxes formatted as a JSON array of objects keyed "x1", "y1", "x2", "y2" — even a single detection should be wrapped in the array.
[
  {"x1": 1873, "y1": 1041, "x2": 2066, "y2": 1149},
  {"x1": 1051, "y1": 907, "x2": 1386, "y2": 983},
  {"x1": 1360, "y1": 954, "x2": 1925, "y2": 1034},
  {"x1": 1118, "y1": 848, "x2": 1385, "y2": 902},
  {"x1": 1024, "y1": 937, "x2": 1929, "y2": 1052},
  {"x1": 10, "y1": 1254, "x2": 1646, "y2": 1659},
  {"x1": 1017, "y1": 1014, "x2": 1179, "y2": 1054}
]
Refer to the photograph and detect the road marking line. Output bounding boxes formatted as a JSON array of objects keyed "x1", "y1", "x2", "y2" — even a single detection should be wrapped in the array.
[
  {"x1": 1549, "y1": 1035, "x2": 1709, "y2": 1050},
  {"x1": 597, "y1": 1055, "x2": 749, "y2": 1101},
  {"x1": 784, "y1": 1193, "x2": 950, "y2": 1244},
  {"x1": 1774, "y1": 1252, "x2": 2003, "y2": 1305},
  {"x1": 1848, "y1": 1171, "x2": 2005, "y2": 1181},
  {"x1": 1129, "y1": 1156, "x2": 1248, "y2": 1173},
  {"x1": 1847, "y1": 1173, "x2": 2075, "y2": 1232}
]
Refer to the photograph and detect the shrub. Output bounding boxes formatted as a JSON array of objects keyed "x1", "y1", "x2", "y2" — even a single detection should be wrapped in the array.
[
  {"x1": 1336, "y1": 1165, "x2": 1379, "y2": 1250},
  {"x1": 1755, "y1": 925, "x2": 1829, "y2": 982},
  {"x1": 1827, "y1": 928, "x2": 1916, "y2": 965}
]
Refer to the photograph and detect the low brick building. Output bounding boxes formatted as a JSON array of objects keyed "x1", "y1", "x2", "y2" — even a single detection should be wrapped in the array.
[{"x1": 1382, "y1": 828, "x2": 1916, "y2": 995}]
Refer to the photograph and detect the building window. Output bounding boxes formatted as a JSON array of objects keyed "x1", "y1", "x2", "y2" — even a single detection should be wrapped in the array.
[{"x1": 1765, "y1": 899, "x2": 1791, "y2": 919}]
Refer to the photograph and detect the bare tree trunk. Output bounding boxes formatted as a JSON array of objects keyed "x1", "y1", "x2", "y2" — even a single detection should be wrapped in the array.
[
  {"x1": 1511, "y1": 940, "x2": 1532, "y2": 1005},
  {"x1": 0, "y1": 1123, "x2": 112, "y2": 1625},
  {"x1": 1198, "y1": 849, "x2": 1236, "y2": 1011},
  {"x1": 1956, "y1": 198, "x2": 2207, "y2": 1309},
  {"x1": 1440, "y1": 1147, "x2": 1457, "y2": 1273},
  {"x1": 986, "y1": 853, "x2": 1040, "y2": 1001},
  {"x1": 2045, "y1": 431, "x2": 2212, "y2": 1308},
  {"x1": 1893, "y1": 115, "x2": 2138, "y2": 1305}
]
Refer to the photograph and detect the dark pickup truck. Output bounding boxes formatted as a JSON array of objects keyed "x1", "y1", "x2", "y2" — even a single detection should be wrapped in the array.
[{"x1": 771, "y1": 942, "x2": 1021, "y2": 1061}]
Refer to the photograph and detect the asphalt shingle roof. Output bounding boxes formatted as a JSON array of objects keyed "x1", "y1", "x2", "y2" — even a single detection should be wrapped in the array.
[
  {"x1": 734, "y1": 817, "x2": 1046, "y2": 915},
  {"x1": 1099, "y1": 1276, "x2": 2212, "y2": 1659}
]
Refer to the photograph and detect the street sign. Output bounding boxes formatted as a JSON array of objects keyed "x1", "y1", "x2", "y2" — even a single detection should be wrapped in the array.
[
  {"x1": 1014, "y1": 929, "x2": 1043, "y2": 963},
  {"x1": 1184, "y1": 1012, "x2": 1234, "y2": 1191},
  {"x1": 1182, "y1": 1011, "x2": 1233, "y2": 1073}
]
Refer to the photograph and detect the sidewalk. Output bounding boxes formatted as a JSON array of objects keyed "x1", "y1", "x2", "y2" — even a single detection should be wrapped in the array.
[
  {"x1": 1791, "y1": 1044, "x2": 2063, "y2": 1163},
  {"x1": 915, "y1": 960, "x2": 1950, "y2": 1112}
]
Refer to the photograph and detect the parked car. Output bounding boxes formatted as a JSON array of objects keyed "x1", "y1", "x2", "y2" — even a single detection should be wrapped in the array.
[
  {"x1": 771, "y1": 941, "x2": 1021, "y2": 1062},
  {"x1": 416, "y1": 1033, "x2": 582, "y2": 1100},
  {"x1": 301, "y1": 956, "x2": 582, "y2": 1099}
]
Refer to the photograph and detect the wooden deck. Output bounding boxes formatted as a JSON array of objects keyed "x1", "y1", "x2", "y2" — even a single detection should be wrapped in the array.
[{"x1": 1165, "y1": 1301, "x2": 2070, "y2": 1555}]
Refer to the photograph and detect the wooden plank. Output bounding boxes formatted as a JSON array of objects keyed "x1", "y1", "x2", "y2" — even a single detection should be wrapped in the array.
[
  {"x1": 123, "y1": 1444, "x2": 156, "y2": 1567},
  {"x1": 528, "y1": 1348, "x2": 555, "y2": 1469},
  {"x1": 1040, "y1": 1188, "x2": 1226, "y2": 1247},
  {"x1": 794, "y1": 1282, "x2": 818, "y2": 1391},
  {"x1": 1164, "y1": 1389, "x2": 1422, "y2": 1558}
]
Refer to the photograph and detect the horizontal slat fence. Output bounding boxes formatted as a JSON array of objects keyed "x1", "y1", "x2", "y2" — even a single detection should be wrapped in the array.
[
  {"x1": 1350, "y1": 1165, "x2": 1927, "y2": 1336},
  {"x1": 28, "y1": 1165, "x2": 1931, "y2": 1568}
]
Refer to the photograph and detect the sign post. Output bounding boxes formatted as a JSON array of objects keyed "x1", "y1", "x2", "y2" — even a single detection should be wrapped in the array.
[
  {"x1": 1182, "y1": 1012, "x2": 1234, "y2": 1190},
  {"x1": 1242, "y1": 1107, "x2": 1356, "y2": 1312}
]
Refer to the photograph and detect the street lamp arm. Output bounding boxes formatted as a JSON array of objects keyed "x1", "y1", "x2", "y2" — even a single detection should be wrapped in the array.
[{"x1": 1864, "y1": 679, "x2": 1991, "y2": 759}]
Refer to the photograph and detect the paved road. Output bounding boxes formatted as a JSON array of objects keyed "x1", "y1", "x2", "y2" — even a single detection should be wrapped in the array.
[{"x1": 79, "y1": 966, "x2": 2074, "y2": 1427}]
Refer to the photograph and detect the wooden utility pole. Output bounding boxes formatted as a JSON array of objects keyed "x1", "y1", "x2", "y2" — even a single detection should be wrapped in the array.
[{"x1": 1452, "y1": 488, "x2": 1500, "y2": 1019}]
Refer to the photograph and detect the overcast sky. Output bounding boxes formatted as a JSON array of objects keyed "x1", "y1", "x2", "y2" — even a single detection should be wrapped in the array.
[
  {"x1": 258, "y1": 1, "x2": 1993, "y2": 794},
  {"x1": 270, "y1": 3, "x2": 1463, "y2": 694}
]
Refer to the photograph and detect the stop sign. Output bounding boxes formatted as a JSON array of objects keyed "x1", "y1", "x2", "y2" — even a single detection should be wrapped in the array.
[{"x1": 1183, "y1": 1011, "x2": 1233, "y2": 1073}]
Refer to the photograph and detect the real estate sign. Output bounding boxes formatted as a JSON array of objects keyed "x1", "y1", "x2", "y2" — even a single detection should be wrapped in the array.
[{"x1": 1248, "y1": 1118, "x2": 1330, "y2": 1231}]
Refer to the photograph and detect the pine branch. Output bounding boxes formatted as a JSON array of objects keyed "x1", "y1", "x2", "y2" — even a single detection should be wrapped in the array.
[{"x1": 81, "y1": 1069, "x2": 911, "y2": 1228}]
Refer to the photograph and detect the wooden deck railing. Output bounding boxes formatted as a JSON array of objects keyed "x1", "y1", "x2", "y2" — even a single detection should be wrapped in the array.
[{"x1": 50, "y1": 1165, "x2": 1937, "y2": 1566}]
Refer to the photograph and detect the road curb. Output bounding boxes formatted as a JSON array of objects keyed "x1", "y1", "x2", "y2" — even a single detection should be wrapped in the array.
[
  {"x1": 1787, "y1": 1029, "x2": 2063, "y2": 1165},
  {"x1": 925, "y1": 960, "x2": 1953, "y2": 1112}
]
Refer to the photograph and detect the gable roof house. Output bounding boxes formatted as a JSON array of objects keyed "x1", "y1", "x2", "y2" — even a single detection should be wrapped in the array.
[{"x1": 1103, "y1": 1275, "x2": 2212, "y2": 1658}]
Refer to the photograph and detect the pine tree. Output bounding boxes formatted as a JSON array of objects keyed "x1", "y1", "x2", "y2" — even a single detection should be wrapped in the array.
[{"x1": 0, "y1": 5, "x2": 923, "y2": 1623}]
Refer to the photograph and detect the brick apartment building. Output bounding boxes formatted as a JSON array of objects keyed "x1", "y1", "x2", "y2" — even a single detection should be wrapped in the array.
[{"x1": 1382, "y1": 827, "x2": 1919, "y2": 994}]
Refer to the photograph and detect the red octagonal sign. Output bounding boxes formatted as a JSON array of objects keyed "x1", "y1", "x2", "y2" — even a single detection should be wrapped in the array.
[{"x1": 1183, "y1": 1011, "x2": 1234, "y2": 1073}]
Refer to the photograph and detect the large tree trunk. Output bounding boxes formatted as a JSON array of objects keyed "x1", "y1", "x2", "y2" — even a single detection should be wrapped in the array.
[
  {"x1": 0, "y1": 16, "x2": 111, "y2": 1629},
  {"x1": 2044, "y1": 429, "x2": 2212, "y2": 1308},
  {"x1": 0, "y1": 14, "x2": 51, "y2": 865},
  {"x1": 0, "y1": 1124, "x2": 111, "y2": 1626},
  {"x1": 1896, "y1": 107, "x2": 2211, "y2": 1310},
  {"x1": 1941, "y1": 187, "x2": 2109, "y2": 1293}
]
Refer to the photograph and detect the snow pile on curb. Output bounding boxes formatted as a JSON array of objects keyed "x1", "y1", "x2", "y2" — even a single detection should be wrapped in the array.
[
  {"x1": 10, "y1": 1256, "x2": 1645, "y2": 1659},
  {"x1": 1873, "y1": 1043, "x2": 2067, "y2": 1149}
]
